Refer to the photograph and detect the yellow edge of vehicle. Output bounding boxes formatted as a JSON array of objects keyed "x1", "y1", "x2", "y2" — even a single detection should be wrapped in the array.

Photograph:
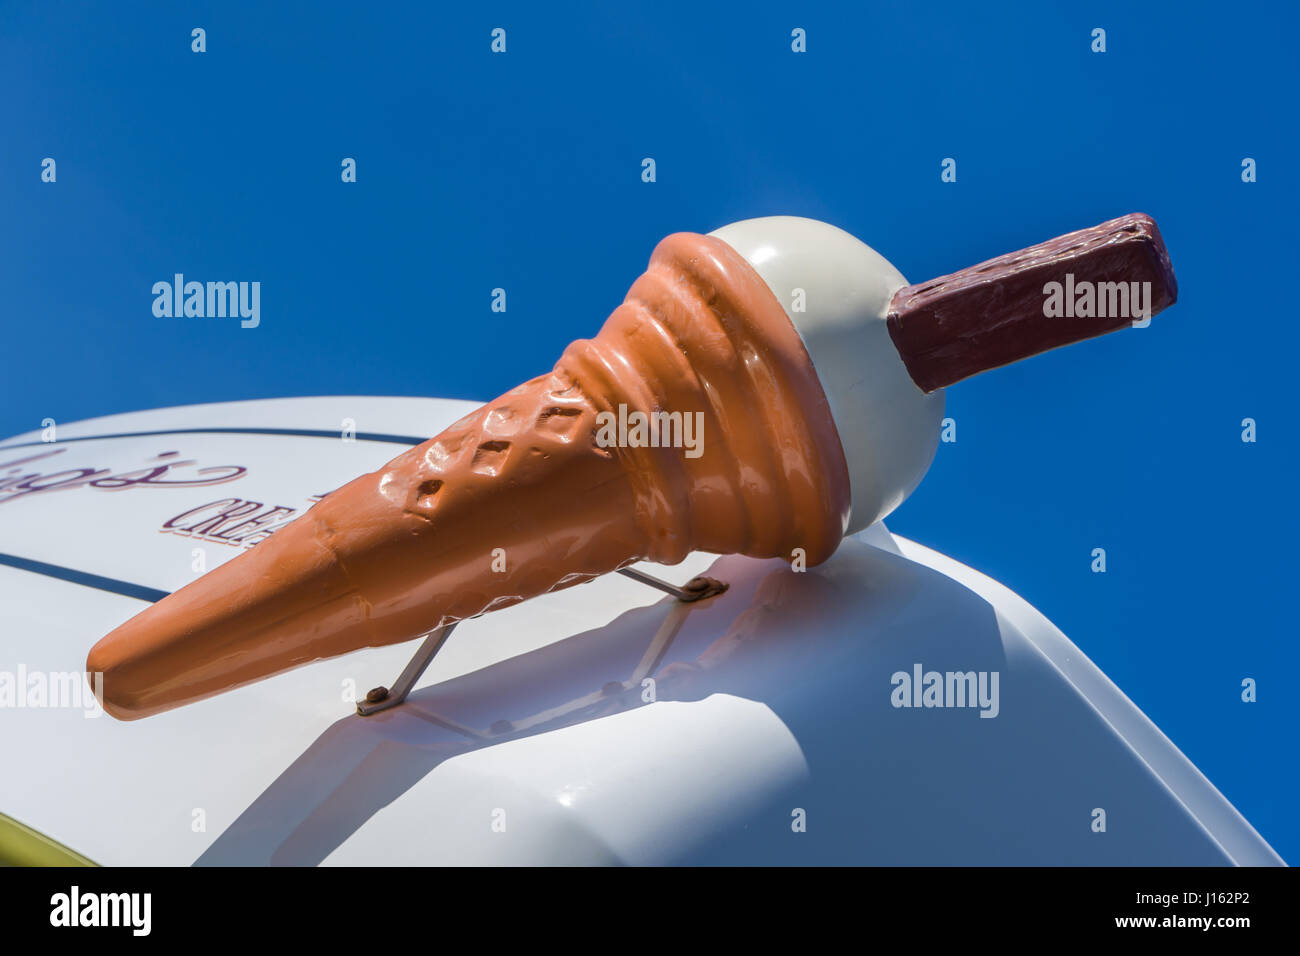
[{"x1": 0, "y1": 812, "x2": 97, "y2": 866}]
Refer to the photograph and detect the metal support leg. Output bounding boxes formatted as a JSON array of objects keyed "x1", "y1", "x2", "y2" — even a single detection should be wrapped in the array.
[
  {"x1": 617, "y1": 567, "x2": 728, "y2": 602},
  {"x1": 354, "y1": 568, "x2": 726, "y2": 717},
  {"x1": 356, "y1": 623, "x2": 457, "y2": 716}
]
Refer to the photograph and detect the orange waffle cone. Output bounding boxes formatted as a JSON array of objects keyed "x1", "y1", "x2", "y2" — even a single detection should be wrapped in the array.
[{"x1": 87, "y1": 233, "x2": 851, "y2": 719}]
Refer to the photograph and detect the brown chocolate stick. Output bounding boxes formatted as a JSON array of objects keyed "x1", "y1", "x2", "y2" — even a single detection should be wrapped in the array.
[{"x1": 886, "y1": 212, "x2": 1178, "y2": 393}]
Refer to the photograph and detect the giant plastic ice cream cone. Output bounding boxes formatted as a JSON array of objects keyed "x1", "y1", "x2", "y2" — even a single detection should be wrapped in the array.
[{"x1": 88, "y1": 213, "x2": 1177, "y2": 719}]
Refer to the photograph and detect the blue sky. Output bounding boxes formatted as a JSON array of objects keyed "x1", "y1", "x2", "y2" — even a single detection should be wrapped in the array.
[{"x1": 2, "y1": 1, "x2": 1296, "y2": 860}]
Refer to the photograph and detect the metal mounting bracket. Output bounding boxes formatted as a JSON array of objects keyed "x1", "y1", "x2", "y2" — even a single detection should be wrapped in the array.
[{"x1": 355, "y1": 568, "x2": 727, "y2": 716}]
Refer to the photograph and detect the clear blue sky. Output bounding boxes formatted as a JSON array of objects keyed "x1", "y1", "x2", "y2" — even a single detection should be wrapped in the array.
[{"x1": 2, "y1": 1, "x2": 1295, "y2": 860}]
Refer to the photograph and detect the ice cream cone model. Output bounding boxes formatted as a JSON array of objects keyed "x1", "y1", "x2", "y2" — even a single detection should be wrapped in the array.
[{"x1": 88, "y1": 212, "x2": 1177, "y2": 719}]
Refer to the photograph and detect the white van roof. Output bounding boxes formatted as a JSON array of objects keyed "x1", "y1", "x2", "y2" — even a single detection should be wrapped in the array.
[{"x1": 0, "y1": 397, "x2": 1282, "y2": 865}]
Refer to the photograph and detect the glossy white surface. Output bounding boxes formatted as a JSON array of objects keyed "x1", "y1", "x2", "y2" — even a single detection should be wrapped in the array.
[
  {"x1": 711, "y1": 216, "x2": 945, "y2": 535},
  {"x1": 320, "y1": 695, "x2": 807, "y2": 866},
  {"x1": 0, "y1": 398, "x2": 1283, "y2": 865}
]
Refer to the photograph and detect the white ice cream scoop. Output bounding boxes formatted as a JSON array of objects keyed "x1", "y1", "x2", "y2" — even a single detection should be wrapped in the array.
[{"x1": 714, "y1": 212, "x2": 1177, "y2": 533}]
